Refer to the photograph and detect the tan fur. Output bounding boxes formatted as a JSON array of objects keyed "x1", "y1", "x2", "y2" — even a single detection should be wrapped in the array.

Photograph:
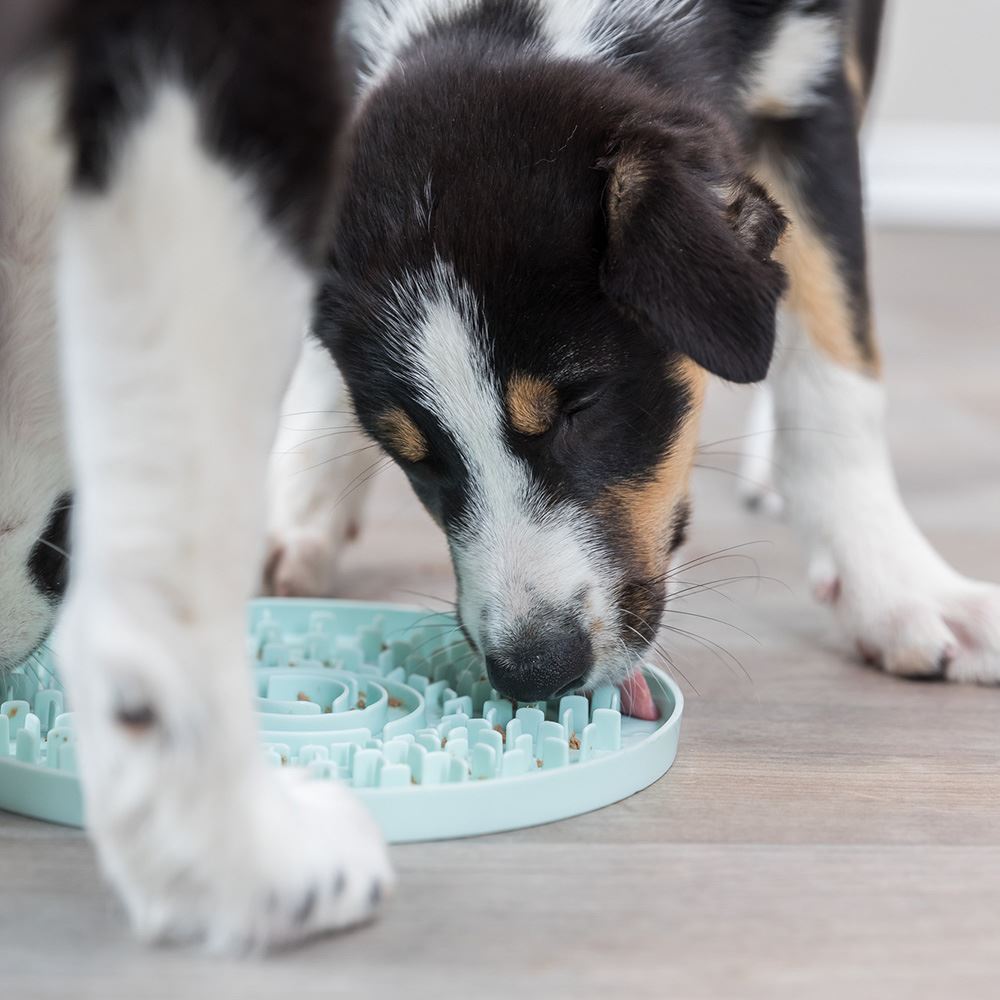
[
  {"x1": 377, "y1": 407, "x2": 427, "y2": 463},
  {"x1": 605, "y1": 151, "x2": 652, "y2": 242},
  {"x1": 599, "y1": 360, "x2": 706, "y2": 579},
  {"x1": 507, "y1": 373, "x2": 558, "y2": 437},
  {"x1": 755, "y1": 163, "x2": 881, "y2": 376},
  {"x1": 843, "y1": 47, "x2": 867, "y2": 120}
]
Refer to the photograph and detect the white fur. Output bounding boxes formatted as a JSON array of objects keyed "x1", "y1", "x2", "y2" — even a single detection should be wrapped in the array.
[
  {"x1": 348, "y1": 0, "x2": 702, "y2": 90},
  {"x1": 0, "y1": 62, "x2": 72, "y2": 671},
  {"x1": 745, "y1": 8, "x2": 841, "y2": 116},
  {"x1": 55, "y1": 84, "x2": 390, "y2": 950},
  {"x1": 347, "y1": 0, "x2": 481, "y2": 90},
  {"x1": 771, "y1": 315, "x2": 1000, "y2": 683},
  {"x1": 377, "y1": 259, "x2": 626, "y2": 674},
  {"x1": 545, "y1": 0, "x2": 703, "y2": 63},
  {"x1": 737, "y1": 384, "x2": 784, "y2": 517},
  {"x1": 265, "y1": 336, "x2": 374, "y2": 597}
]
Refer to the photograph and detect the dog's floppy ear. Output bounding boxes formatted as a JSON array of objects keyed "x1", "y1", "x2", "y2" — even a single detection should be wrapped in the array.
[{"x1": 598, "y1": 114, "x2": 788, "y2": 383}]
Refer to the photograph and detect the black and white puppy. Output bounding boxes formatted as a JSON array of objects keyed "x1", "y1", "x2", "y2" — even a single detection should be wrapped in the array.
[
  {"x1": 3, "y1": 0, "x2": 1000, "y2": 955},
  {"x1": 281, "y1": 0, "x2": 1000, "y2": 697}
]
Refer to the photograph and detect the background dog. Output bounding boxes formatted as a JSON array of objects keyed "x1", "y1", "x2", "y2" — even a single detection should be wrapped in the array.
[{"x1": 1, "y1": 0, "x2": 998, "y2": 953}]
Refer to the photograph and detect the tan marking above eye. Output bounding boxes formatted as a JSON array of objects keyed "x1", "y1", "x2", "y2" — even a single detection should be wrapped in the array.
[
  {"x1": 507, "y1": 373, "x2": 559, "y2": 437},
  {"x1": 378, "y1": 407, "x2": 428, "y2": 463}
]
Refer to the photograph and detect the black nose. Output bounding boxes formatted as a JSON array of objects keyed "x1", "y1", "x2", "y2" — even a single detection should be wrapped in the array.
[{"x1": 485, "y1": 618, "x2": 592, "y2": 703}]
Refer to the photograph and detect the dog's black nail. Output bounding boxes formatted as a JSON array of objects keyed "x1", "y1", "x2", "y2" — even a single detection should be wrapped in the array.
[
  {"x1": 332, "y1": 870, "x2": 346, "y2": 897},
  {"x1": 293, "y1": 888, "x2": 317, "y2": 925},
  {"x1": 114, "y1": 703, "x2": 157, "y2": 730}
]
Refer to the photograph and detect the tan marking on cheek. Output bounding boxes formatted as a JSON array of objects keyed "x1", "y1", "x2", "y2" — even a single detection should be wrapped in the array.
[
  {"x1": 377, "y1": 407, "x2": 427, "y2": 463},
  {"x1": 755, "y1": 164, "x2": 881, "y2": 376},
  {"x1": 600, "y1": 360, "x2": 707, "y2": 579},
  {"x1": 507, "y1": 373, "x2": 558, "y2": 437}
]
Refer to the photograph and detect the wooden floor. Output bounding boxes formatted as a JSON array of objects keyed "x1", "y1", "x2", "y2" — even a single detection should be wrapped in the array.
[{"x1": 2, "y1": 230, "x2": 999, "y2": 999}]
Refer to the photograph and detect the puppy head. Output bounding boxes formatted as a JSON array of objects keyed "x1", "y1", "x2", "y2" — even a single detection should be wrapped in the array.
[{"x1": 320, "y1": 61, "x2": 785, "y2": 700}]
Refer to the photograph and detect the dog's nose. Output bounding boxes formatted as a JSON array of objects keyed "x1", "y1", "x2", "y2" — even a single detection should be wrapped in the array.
[{"x1": 484, "y1": 617, "x2": 592, "y2": 703}]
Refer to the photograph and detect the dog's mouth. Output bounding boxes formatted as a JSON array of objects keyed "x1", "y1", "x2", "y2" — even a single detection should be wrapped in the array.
[{"x1": 455, "y1": 593, "x2": 661, "y2": 720}]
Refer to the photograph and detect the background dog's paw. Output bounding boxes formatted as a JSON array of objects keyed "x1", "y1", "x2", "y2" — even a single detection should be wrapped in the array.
[
  {"x1": 123, "y1": 772, "x2": 394, "y2": 954},
  {"x1": 829, "y1": 575, "x2": 1000, "y2": 685},
  {"x1": 734, "y1": 384, "x2": 784, "y2": 517},
  {"x1": 263, "y1": 527, "x2": 355, "y2": 598},
  {"x1": 737, "y1": 475, "x2": 785, "y2": 517}
]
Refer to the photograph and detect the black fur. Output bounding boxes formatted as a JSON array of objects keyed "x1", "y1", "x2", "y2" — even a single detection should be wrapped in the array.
[
  {"x1": 848, "y1": 0, "x2": 887, "y2": 100},
  {"x1": 317, "y1": 0, "x2": 883, "y2": 691},
  {"x1": 27, "y1": 493, "x2": 72, "y2": 603},
  {"x1": 318, "y1": 55, "x2": 709, "y2": 537},
  {"x1": 59, "y1": 0, "x2": 343, "y2": 261}
]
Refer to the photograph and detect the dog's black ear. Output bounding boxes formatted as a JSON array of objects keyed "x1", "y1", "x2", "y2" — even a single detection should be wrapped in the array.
[{"x1": 598, "y1": 115, "x2": 788, "y2": 383}]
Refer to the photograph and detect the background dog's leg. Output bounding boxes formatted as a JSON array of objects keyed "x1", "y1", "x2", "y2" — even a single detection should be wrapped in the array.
[
  {"x1": 738, "y1": 385, "x2": 784, "y2": 517},
  {"x1": 265, "y1": 336, "x2": 375, "y2": 597},
  {"x1": 755, "y1": 75, "x2": 1000, "y2": 684},
  {"x1": 57, "y1": 81, "x2": 391, "y2": 950}
]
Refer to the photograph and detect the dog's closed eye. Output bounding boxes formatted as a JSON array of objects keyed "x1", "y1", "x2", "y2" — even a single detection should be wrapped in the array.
[
  {"x1": 559, "y1": 378, "x2": 608, "y2": 419},
  {"x1": 507, "y1": 374, "x2": 609, "y2": 437}
]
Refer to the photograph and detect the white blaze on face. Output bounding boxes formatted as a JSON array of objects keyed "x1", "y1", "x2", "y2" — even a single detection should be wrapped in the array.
[{"x1": 385, "y1": 259, "x2": 615, "y2": 656}]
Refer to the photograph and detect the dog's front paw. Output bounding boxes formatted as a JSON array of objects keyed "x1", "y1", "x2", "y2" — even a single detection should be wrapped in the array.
[
  {"x1": 57, "y1": 591, "x2": 392, "y2": 953},
  {"x1": 813, "y1": 557, "x2": 1000, "y2": 684},
  {"x1": 119, "y1": 770, "x2": 394, "y2": 954}
]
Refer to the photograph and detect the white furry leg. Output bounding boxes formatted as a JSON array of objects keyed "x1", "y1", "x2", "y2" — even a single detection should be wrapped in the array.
[
  {"x1": 265, "y1": 337, "x2": 374, "y2": 597},
  {"x1": 737, "y1": 384, "x2": 784, "y2": 516},
  {"x1": 56, "y1": 86, "x2": 391, "y2": 951},
  {"x1": 771, "y1": 318, "x2": 1000, "y2": 684}
]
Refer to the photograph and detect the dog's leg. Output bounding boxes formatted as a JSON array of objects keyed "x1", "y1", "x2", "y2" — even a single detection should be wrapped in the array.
[
  {"x1": 756, "y1": 80, "x2": 1000, "y2": 684},
  {"x1": 737, "y1": 385, "x2": 784, "y2": 516},
  {"x1": 265, "y1": 337, "x2": 374, "y2": 597},
  {"x1": 57, "y1": 84, "x2": 391, "y2": 951}
]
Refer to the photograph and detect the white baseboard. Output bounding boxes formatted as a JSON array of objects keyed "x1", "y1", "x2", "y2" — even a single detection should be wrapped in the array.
[{"x1": 863, "y1": 123, "x2": 1000, "y2": 229}]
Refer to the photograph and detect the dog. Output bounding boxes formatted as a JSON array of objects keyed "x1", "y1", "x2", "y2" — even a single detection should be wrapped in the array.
[{"x1": 2, "y1": 0, "x2": 999, "y2": 953}]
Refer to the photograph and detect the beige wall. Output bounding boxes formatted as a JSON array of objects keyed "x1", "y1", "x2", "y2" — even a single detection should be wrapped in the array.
[{"x1": 872, "y1": 1, "x2": 1000, "y2": 127}]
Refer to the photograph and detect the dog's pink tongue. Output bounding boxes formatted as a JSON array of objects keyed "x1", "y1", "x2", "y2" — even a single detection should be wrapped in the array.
[{"x1": 619, "y1": 669, "x2": 659, "y2": 721}]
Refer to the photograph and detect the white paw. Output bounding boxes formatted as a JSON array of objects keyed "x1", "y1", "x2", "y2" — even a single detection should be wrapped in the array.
[
  {"x1": 263, "y1": 525, "x2": 356, "y2": 598},
  {"x1": 812, "y1": 559, "x2": 1000, "y2": 684},
  {"x1": 122, "y1": 772, "x2": 394, "y2": 954},
  {"x1": 738, "y1": 476, "x2": 785, "y2": 517},
  {"x1": 264, "y1": 335, "x2": 373, "y2": 597},
  {"x1": 56, "y1": 590, "x2": 393, "y2": 953}
]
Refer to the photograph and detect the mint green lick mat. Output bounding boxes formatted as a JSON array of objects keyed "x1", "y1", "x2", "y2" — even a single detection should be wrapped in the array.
[{"x1": 1, "y1": 599, "x2": 683, "y2": 841}]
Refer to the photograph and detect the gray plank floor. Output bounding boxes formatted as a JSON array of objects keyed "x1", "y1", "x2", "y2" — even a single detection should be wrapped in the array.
[{"x1": 2, "y1": 230, "x2": 999, "y2": 999}]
